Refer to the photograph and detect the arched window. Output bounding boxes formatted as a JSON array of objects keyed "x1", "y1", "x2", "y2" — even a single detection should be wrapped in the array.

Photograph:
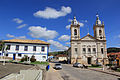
[
  {"x1": 74, "y1": 29, "x2": 77, "y2": 35},
  {"x1": 99, "y1": 30, "x2": 102, "y2": 36}
]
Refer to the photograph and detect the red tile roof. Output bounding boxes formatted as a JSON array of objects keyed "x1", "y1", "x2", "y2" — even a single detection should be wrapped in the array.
[{"x1": 107, "y1": 52, "x2": 120, "y2": 56}]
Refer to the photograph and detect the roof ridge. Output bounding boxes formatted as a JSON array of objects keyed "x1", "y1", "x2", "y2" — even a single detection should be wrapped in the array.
[{"x1": 2, "y1": 39, "x2": 50, "y2": 45}]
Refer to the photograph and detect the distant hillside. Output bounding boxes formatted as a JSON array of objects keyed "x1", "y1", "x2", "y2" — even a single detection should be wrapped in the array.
[
  {"x1": 49, "y1": 51, "x2": 67, "y2": 56},
  {"x1": 107, "y1": 47, "x2": 120, "y2": 53}
]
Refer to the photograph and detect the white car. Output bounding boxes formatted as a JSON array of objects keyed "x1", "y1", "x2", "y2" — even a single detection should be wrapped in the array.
[
  {"x1": 73, "y1": 63, "x2": 83, "y2": 68},
  {"x1": 54, "y1": 63, "x2": 62, "y2": 70}
]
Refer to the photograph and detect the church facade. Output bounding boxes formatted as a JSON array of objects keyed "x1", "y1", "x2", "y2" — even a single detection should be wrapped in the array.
[{"x1": 68, "y1": 14, "x2": 108, "y2": 65}]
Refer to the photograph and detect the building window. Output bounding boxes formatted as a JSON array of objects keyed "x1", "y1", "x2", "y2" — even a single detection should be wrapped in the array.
[
  {"x1": 88, "y1": 48, "x2": 91, "y2": 53},
  {"x1": 99, "y1": 30, "x2": 102, "y2": 36},
  {"x1": 42, "y1": 56, "x2": 46, "y2": 59},
  {"x1": 93, "y1": 48, "x2": 96, "y2": 53},
  {"x1": 83, "y1": 48, "x2": 86, "y2": 53},
  {"x1": 100, "y1": 37, "x2": 102, "y2": 39},
  {"x1": 24, "y1": 46, "x2": 28, "y2": 51},
  {"x1": 101, "y1": 48, "x2": 104, "y2": 54},
  {"x1": 75, "y1": 48, "x2": 77, "y2": 52},
  {"x1": 6, "y1": 54, "x2": 8, "y2": 56},
  {"x1": 16, "y1": 45, "x2": 19, "y2": 51},
  {"x1": 33, "y1": 46, "x2": 36, "y2": 51},
  {"x1": 7, "y1": 45, "x2": 11, "y2": 50},
  {"x1": 41, "y1": 46, "x2": 45, "y2": 52},
  {"x1": 74, "y1": 29, "x2": 77, "y2": 35},
  {"x1": 18, "y1": 54, "x2": 22, "y2": 57}
]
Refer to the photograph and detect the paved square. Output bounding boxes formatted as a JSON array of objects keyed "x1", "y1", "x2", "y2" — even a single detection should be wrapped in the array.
[{"x1": 0, "y1": 62, "x2": 33, "y2": 79}]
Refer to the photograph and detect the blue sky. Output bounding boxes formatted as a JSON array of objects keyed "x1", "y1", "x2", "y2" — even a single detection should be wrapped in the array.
[{"x1": 0, "y1": 0, "x2": 120, "y2": 51}]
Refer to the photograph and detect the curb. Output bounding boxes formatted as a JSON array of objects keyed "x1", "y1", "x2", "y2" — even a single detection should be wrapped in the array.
[{"x1": 89, "y1": 68, "x2": 120, "y2": 77}]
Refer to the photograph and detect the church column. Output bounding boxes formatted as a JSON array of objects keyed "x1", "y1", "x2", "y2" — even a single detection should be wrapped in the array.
[
  {"x1": 103, "y1": 42, "x2": 108, "y2": 64},
  {"x1": 77, "y1": 42, "x2": 81, "y2": 63},
  {"x1": 71, "y1": 41, "x2": 75, "y2": 63},
  {"x1": 103, "y1": 42, "x2": 107, "y2": 58},
  {"x1": 97, "y1": 42, "x2": 101, "y2": 63}
]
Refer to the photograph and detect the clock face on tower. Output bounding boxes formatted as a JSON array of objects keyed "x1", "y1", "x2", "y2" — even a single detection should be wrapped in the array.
[{"x1": 75, "y1": 36, "x2": 77, "y2": 39}]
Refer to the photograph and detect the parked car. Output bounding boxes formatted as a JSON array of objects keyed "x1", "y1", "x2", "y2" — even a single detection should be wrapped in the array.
[
  {"x1": 73, "y1": 63, "x2": 83, "y2": 68},
  {"x1": 111, "y1": 65, "x2": 119, "y2": 70},
  {"x1": 83, "y1": 64, "x2": 88, "y2": 69},
  {"x1": 54, "y1": 63, "x2": 62, "y2": 70}
]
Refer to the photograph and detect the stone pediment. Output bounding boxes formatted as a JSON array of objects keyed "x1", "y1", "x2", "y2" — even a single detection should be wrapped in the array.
[{"x1": 81, "y1": 34, "x2": 96, "y2": 41}]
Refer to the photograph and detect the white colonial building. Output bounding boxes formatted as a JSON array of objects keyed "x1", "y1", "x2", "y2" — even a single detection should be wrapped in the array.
[
  {"x1": 0, "y1": 39, "x2": 50, "y2": 62},
  {"x1": 68, "y1": 14, "x2": 108, "y2": 65}
]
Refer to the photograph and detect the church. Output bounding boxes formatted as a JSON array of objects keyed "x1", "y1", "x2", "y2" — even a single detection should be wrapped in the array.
[{"x1": 68, "y1": 14, "x2": 108, "y2": 65}]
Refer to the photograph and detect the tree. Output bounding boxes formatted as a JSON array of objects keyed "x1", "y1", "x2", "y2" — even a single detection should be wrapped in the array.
[{"x1": 0, "y1": 41, "x2": 9, "y2": 65}]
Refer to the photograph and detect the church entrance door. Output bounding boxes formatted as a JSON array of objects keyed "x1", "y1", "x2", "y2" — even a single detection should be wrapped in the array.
[{"x1": 87, "y1": 57, "x2": 91, "y2": 64}]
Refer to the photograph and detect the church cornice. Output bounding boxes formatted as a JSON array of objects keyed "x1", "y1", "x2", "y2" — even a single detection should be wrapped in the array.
[
  {"x1": 80, "y1": 33, "x2": 99, "y2": 40},
  {"x1": 93, "y1": 25, "x2": 104, "y2": 30}
]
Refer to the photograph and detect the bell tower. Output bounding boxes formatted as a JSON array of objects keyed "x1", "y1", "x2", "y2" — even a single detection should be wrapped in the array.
[
  {"x1": 93, "y1": 14, "x2": 106, "y2": 40},
  {"x1": 70, "y1": 16, "x2": 81, "y2": 64},
  {"x1": 70, "y1": 16, "x2": 80, "y2": 40}
]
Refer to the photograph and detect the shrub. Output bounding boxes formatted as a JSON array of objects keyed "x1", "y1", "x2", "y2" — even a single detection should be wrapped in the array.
[
  {"x1": 30, "y1": 55, "x2": 36, "y2": 62},
  {"x1": 105, "y1": 64, "x2": 115, "y2": 66},
  {"x1": 117, "y1": 68, "x2": 120, "y2": 72},
  {"x1": 24, "y1": 55, "x2": 28, "y2": 61},
  {"x1": 91, "y1": 64, "x2": 99, "y2": 67},
  {"x1": 106, "y1": 64, "x2": 112, "y2": 66},
  {"x1": 21, "y1": 55, "x2": 29, "y2": 62},
  {"x1": 21, "y1": 57, "x2": 25, "y2": 62}
]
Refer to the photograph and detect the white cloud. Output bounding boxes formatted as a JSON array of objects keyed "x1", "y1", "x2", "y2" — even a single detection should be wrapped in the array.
[
  {"x1": 66, "y1": 22, "x2": 84, "y2": 29},
  {"x1": 13, "y1": 18, "x2": 23, "y2": 24},
  {"x1": 58, "y1": 35, "x2": 70, "y2": 41},
  {"x1": 68, "y1": 19, "x2": 72, "y2": 22},
  {"x1": 28, "y1": 26, "x2": 58, "y2": 39},
  {"x1": 66, "y1": 42, "x2": 70, "y2": 45},
  {"x1": 47, "y1": 40, "x2": 68, "y2": 50},
  {"x1": 118, "y1": 35, "x2": 120, "y2": 38},
  {"x1": 17, "y1": 24, "x2": 27, "y2": 29},
  {"x1": 6, "y1": 34, "x2": 14, "y2": 38},
  {"x1": 15, "y1": 36, "x2": 26, "y2": 39},
  {"x1": 33, "y1": 6, "x2": 72, "y2": 19},
  {"x1": 6, "y1": 34, "x2": 26, "y2": 39},
  {"x1": 79, "y1": 22, "x2": 84, "y2": 27},
  {"x1": 84, "y1": 20, "x2": 88, "y2": 23},
  {"x1": 66, "y1": 25, "x2": 70, "y2": 29}
]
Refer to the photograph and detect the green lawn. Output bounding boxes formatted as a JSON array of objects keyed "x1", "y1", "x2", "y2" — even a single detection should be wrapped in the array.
[
  {"x1": 30, "y1": 61, "x2": 49, "y2": 65},
  {"x1": 88, "y1": 66, "x2": 102, "y2": 68}
]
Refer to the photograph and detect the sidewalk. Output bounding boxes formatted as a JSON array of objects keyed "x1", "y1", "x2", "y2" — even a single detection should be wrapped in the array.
[
  {"x1": 89, "y1": 68, "x2": 120, "y2": 77},
  {"x1": 45, "y1": 63, "x2": 63, "y2": 80}
]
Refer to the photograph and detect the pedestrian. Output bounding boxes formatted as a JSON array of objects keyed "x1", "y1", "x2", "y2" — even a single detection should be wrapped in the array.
[{"x1": 46, "y1": 64, "x2": 50, "y2": 71}]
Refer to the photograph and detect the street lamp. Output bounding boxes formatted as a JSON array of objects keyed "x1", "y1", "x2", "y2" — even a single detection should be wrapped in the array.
[
  {"x1": 16, "y1": 51, "x2": 18, "y2": 61},
  {"x1": 3, "y1": 46, "x2": 8, "y2": 65}
]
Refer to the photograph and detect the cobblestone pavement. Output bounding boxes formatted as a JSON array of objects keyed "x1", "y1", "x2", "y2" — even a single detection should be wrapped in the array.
[
  {"x1": 58, "y1": 64, "x2": 120, "y2": 80},
  {"x1": 0, "y1": 63, "x2": 33, "y2": 79}
]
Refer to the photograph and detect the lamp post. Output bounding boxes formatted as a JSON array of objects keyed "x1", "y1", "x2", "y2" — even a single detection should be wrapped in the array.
[
  {"x1": 16, "y1": 51, "x2": 18, "y2": 61},
  {"x1": 3, "y1": 46, "x2": 8, "y2": 65}
]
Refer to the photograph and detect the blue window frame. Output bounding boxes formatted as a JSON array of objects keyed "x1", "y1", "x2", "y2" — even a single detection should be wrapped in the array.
[
  {"x1": 33, "y1": 46, "x2": 36, "y2": 51},
  {"x1": 16, "y1": 45, "x2": 19, "y2": 51},
  {"x1": 24, "y1": 46, "x2": 28, "y2": 51},
  {"x1": 41, "y1": 46, "x2": 45, "y2": 52}
]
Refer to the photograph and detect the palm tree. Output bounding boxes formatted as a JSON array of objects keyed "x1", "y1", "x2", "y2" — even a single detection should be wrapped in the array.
[
  {"x1": 0, "y1": 40, "x2": 8, "y2": 65},
  {"x1": 0, "y1": 41, "x2": 5, "y2": 59}
]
